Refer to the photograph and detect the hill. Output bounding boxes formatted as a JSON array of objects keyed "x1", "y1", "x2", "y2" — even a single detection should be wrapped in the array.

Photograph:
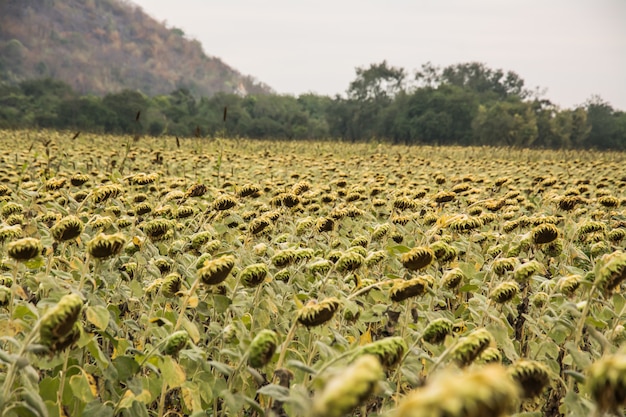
[{"x1": 0, "y1": 0, "x2": 272, "y2": 96}]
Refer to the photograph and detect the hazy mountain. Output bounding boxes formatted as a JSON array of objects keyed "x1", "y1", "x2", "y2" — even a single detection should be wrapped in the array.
[{"x1": 0, "y1": 0, "x2": 272, "y2": 96}]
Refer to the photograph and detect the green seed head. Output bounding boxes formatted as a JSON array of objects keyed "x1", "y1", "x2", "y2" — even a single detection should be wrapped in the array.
[
  {"x1": 312, "y1": 354, "x2": 384, "y2": 417},
  {"x1": 451, "y1": 328, "x2": 494, "y2": 367},
  {"x1": 394, "y1": 365, "x2": 519, "y2": 417},
  {"x1": 357, "y1": 336, "x2": 407, "y2": 368},
  {"x1": 422, "y1": 318, "x2": 454, "y2": 344},
  {"x1": 40, "y1": 293, "x2": 83, "y2": 353},
  {"x1": 239, "y1": 263, "x2": 269, "y2": 288},
  {"x1": 162, "y1": 330, "x2": 189, "y2": 355},
  {"x1": 248, "y1": 329, "x2": 279, "y2": 368}
]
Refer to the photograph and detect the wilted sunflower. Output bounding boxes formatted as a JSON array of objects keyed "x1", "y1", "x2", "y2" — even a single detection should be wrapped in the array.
[
  {"x1": 239, "y1": 263, "x2": 269, "y2": 288},
  {"x1": 51, "y1": 215, "x2": 83, "y2": 242},
  {"x1": 297, "y1": 298, "x2": 341, "y2": 327},
  {"x1": 356, "y1": 336, "x2": 407, "y2": 368},
  {"x1": 441, "y1": 268, "x2": 465, "y2": 290},
  {"x1": 508, "y1": 359, "x2": 550, "y2": 399},
  {"x1": 595, "y1": 251, "x2": 626, "y2": 294},
  {"x1": 451, "y1": 328, "x2": 494, "y2": 367},
  {"x1": 394, "y1": 365, "x2": 519, "y2": 417},
  {"x1": 7, "y1": 237, "x2": 42, "y2": 261},
  {"x1": 531, "y1": 223, "x2": 559, "y2": 244},
  {"x1": 312, "y1": 355, "x2": 384, "y2": 417},
  {"x1": 212, "y1": 195, "x2": 237, "y2": 211},
  {"x1": 86, "y1": 233, "x2": 125, "y2": 259},
  {"x1": 489, "y1": 281, "x2": 519, "y2": 304},
  {"x1": 184, "y1": 183, "x2": 207, "y2": 198},
  {"x1": 422, "y1": 318, "x2": 454, "y2": 344},
  {"x1": 587, "y1": 353, "x2": 626, "y2": 414},
  {"x1": 400, "y1": 247, "x2": 434, "y2": 271},
  {"x1": 389, "y1": 277, "x2": 428, "y2": 302},
  {"x1": 198, "y1": 255, "x2": 235, "y2": 285},
  {"x1": 161, "y1": 330, "x2": 189, "y2": 355},
  {"x1": 248, "y1": 329, "x2": 279, "y2": 368},
  {"x1": 39, "y1": 293, "x2": 83, "y2": 353}
]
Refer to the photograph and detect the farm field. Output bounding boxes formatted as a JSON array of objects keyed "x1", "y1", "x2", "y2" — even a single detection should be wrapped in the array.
[{"x1": 1, "y1": 129, "x2": 626, "y2": 417}]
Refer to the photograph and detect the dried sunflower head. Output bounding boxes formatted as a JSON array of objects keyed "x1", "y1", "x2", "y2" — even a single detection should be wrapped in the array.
[
  {"x1": 531, "y1": 223, "x2": 559, "y2": 244},
  {"x1": 185, "y1": 183, "x2": 207, "y2": 198},
  {"x1": 394, "y1": 365, "x2": 519, "y2": 417},
  {"x1": 513, "y1": 260, "x2": 543, "y2": 282},
  {"x1": 8, "y1": 237, "x2": 42, "y2": 261},
  {"x1": 0, "y1": 225, "x2": 22, "y2": 243},
  {"x1": 422, "y1": 318, "x2": 454, "y2": 344},
  {"x1": 596, "y1": 251, "x2": 626, "y2": 294},
  {"x1": 451, "y1": 328, "x2": 494, "y2": 367},
  {"x1": 161, "y1": 273, "x2": 182, "y2": 297},
  {"x1": 212, "y1": 195, "x2": 238, "y2": 211},
  {"x1": 87, "y1": 233, "x2": 125, "y2": 259},
  {"x1": 508, "y1": 359, "x2": 550, "y2": 399},
  {"x1": 557, "y1": 275, "x2": 581, "y2": 296},
  {"x1": 198, "y1": 255, "x2": 235, "y2": 285},
  {"x1": 248, "y1": 329, "x2": 279, "y2": 368},
  {"x1": 389, "y1": 277, "x2": 428, "y2": 302},
  {"x1": 400, "y1": 247, "x2": 434, "y2": 271},
  {"x1": 239, "y1": 263, "x2": 269, "y2": 288},
  {"x1": 587, "y1": 353, "x2": 626, "y2": 414},
  {"x1": 430, "y1": 240, "x2": 458, "y2": 263},
  {"x1": 312, "y1": 354, "x2": 384, "y2": 417},
  {"x1": 40, "y1": 293, "x2": 83, "y2": 353},
  {"x1": 357, "y1": 336, "x2": 407, "y2": 368},
  {"x1": 336, "y1": 251, "x2": 364, "y2": 272},
  {"x1": 477, "y1": 347, "x2": 502, "y2": 364},
  {"x1": 297, "y1": 298, "x2": 341, "y2": 327},
  {"x1": 441, "y1": 268, "x2": 465, "y2": 290},
  {"x1": 489, "y1": 281, "x2": 519, "y2": 304},
  {"x1": 51, "y1": 215, "x2": 83, "y2": 242}
]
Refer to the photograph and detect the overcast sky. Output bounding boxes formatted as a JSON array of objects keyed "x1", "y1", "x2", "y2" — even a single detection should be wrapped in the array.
[{"x1": 130, "y1": 0, "x2": 626, "y2": 109}]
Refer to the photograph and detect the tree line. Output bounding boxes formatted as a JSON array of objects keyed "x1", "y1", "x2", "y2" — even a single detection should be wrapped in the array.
[{"x1": 1, "y1": 61, "x2": 625, "y2": 149}]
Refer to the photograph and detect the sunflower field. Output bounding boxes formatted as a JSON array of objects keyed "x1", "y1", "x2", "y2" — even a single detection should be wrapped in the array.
[{"x1": 1, "y1": 129, "x2": 626, "y2": 417}]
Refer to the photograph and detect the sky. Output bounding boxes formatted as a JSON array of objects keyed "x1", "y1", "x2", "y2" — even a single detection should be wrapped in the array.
[{"x1": 130, "y1": 0, "x2": 626, "y2": 109}]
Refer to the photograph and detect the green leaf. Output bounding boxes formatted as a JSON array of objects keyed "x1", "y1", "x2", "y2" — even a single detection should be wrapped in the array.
[
  {"x1": 82, "y1": 401, "x2": 114, "y2": 417},
  {"x1": 212, "y1": 294, "x2": 232, "y2": 314},
  {"x1": 459, "y1": 284, "x2": 480, "y2": 293},
  {"x1": 85, "y1": 339, "x2": 110, "y2": 369},
  {"x1": 39, "y1": 377, "x2": 60, "y2": 402},
  {"x1": 286, "y1": 359, "x2": 316, "y2": 375},
  {"x1": 21, "y1": 390, "x2": 49, "y2": 417},
  {"x1": 86, "y1": 305, "x2": 110, "y2": 331},
  {"x1": 113, "y1": 355, "x2": 140, "y2": 381},
  {"x1": 257, "y1": 384, "x2": 290, "y2": 402},
  {"x1": 69, "y1": 372, "x2": 95, "y2": 402},
  {"x1": 159, "y1": 356, "x2": 186, "y2": 388}
]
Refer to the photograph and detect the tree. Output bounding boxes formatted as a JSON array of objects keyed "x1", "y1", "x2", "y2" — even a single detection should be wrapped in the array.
[
  {"x1": 584, "y1": 96, "x2": 624, "y2": 149},
  {"x1": 472, "y1": 101, "x2": 538, "y2": 147},
  {"x1": 348, "y1": 61, "x2": 406, "y2": 101}
]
